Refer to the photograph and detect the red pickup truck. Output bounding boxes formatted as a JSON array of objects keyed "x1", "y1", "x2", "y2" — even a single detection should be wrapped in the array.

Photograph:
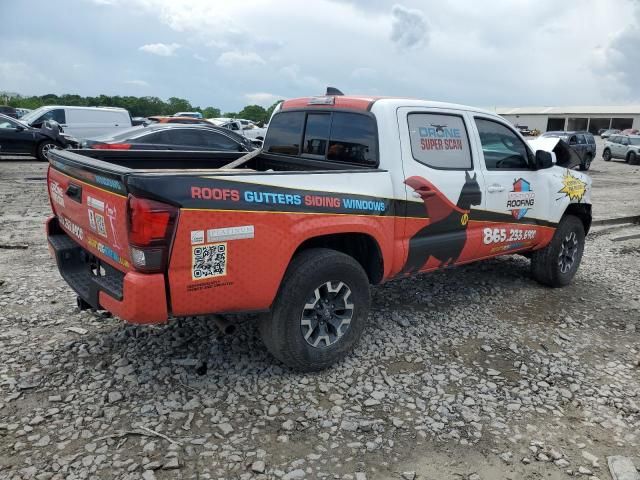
[{"x1": 46, "y1": 93, "x2": 592, "y2": 371}]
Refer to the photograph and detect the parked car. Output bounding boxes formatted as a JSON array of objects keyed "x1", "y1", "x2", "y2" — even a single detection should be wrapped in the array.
[
  {"x1": 173, "y1": 112, "x2": 203, "y2": 119},
  {"x1": 0, "y1": 106, "x2": 18, "y2": 118},
  {"x1": 81, "y1": 123, "x2": 253, "y2": 152},
  {"x1": 15, "y1": 108, "x2": 31, "y2": 119},
  {"x1": 621, "y1": 128, "x2": 640, "y2": 136},
  {"x1": 131, "y1": 117, "x2": 150, "y2": 127},
  {"x1": 148, "y1": 116, "x2": 210, "y2": 125},
  {"x1": 210, "y1": 118, "x2": 267, "y2": 141},
  {"x1": 539, "y1": 131, "x2": 596, "y2": 170},
  {"x1": 600, "y1": 129, "x2": 620, "y2": 138},
  {"x1": 19, "y1": 106, "x2": 132, "y2": 139},
  {"x1": 0, "y1": 113, "x2": 79, "y2": 160},
  {"x1": 602, "y1": 135, "x2": 640, "y2": 165},
  {"x1": 46, "y1": 92, "x2": 591, "y2": 371},
  {"x1": 515, "y1": 124, "x2": 533, "y2": 136}
]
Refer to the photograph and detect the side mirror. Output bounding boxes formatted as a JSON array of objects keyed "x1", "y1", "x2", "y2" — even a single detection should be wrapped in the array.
[
  {"x1": 15, "y1": 125, "x2": 24, "y2": 132},
  {"x1": 535, "y1": 150, "x2": 553, "y2": 170}
]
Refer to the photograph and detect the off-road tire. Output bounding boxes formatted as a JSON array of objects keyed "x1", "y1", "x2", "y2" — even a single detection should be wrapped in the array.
[
  {"x1": 530, "y1": 215, "x2": 585, "y2": 288},
  {"x1": 579, "y1": 154, "x2": 592, "y2": 171},
  {"x1": 602, "y1": 149, "x2": 611, "y2": 162},
  {"x1": 628, "y1": 151, "x2": 639, "y2": 165},
  {"x1": 259, "y1": 248, "x2": 371, "y2": 371},
  {"x1": 36, "y1": 141, "x2": 56, "y2": 162}
]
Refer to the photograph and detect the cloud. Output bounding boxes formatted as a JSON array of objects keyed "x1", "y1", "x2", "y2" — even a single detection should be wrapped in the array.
[
  {"x1": 124, "y1": 79, "x2": 149, "y2": 87},
  {"x1": 244, "y1": 92, "x2": 285, "y2": 106},
  {"x1": 139, "y1": 42, "x2": 180, "y2": 56},
  {"x1": 216, "y1": 51, "x2": 266, "y2": 68},
  {"x1": 390, "y1": 4, "x2": 429, "y2": 50},
  {"x1": 593, "y1": 0, "x2": 640, "y2": 99}
]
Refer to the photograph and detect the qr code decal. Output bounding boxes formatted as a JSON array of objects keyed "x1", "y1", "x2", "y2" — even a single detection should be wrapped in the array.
[{"x1": 192, "y1": 243, "x2": 227, "y2": 280}]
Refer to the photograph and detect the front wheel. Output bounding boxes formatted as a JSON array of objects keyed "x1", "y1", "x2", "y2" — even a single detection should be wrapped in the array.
[
  {"x1": 628, "y1": 151, "x2": 639, "y2": 165},
  {"x1": 530, "y1": 215, "x2": 585, "y2": 287},
  {"x1": 579, "y1": 154, "x2": 592, "y2": 171},
  {"x1": 259, "y1": 248, "x2": 371, "y2": 371},
  {"x1": 36, "y1": 141, "x2": 57, "y2": 161},
  {"x1": 602, "y1": 149, "x2": 611, "y2": 162}
]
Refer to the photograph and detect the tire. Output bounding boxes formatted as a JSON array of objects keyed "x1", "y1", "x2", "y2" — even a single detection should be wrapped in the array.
[
  {"x1": 259, "y1": 248, "x2": 371, "y2": 371},
  {"x1": 530, "y1": 215, "x2": 585, "y2": 288},
  {"x1": 628, "y1": 151, "x2": 639, "y2": 165},
  {"x1": 579, "y1": 154, "x2": 592, "y2": 171},
  {"x1": 36, "y1": 141, "x2": 57, "y2": 161},
  {"x1": 602, "y1": 149, "x2": 611, "y2": 162}
]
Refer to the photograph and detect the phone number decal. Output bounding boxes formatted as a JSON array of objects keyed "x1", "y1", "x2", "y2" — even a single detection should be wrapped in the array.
[{"x1": 483, "y1": 228, "x2": 536, "y2": 245}]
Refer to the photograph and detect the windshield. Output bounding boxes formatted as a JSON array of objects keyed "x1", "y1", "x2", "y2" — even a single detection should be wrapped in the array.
[{"x1": 20, "y1": 106, "x2": 50, "y2": 123}]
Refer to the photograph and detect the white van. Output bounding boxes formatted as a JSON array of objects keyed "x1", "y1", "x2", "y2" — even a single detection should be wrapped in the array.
[{"x1": 20, "y1": 106, "x2": 132, "y2": 139}]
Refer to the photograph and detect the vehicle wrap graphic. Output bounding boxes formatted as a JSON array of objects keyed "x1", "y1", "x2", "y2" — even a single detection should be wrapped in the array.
[
  {"x1": 507, "y1": 178, "x2": 535, "y2": 220},
  {"x1": 401, "y1": 172, "x2": 482, "y2": 274},
  {"x1": 557, "y1": 170, "x2": 587, "y2": 202}
]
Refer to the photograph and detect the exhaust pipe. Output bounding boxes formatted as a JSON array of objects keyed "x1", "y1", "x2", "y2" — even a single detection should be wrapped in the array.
[{"x1": 211, "y1": 315, "x2": 236, "y2": 335}]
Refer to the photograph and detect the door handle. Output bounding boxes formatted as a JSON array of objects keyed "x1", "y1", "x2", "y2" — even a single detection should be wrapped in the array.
[{"x1": 487, "y1": 185, "x2": 505, "y2": 193}]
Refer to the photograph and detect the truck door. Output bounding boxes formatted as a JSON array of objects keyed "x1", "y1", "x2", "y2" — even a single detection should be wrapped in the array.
[
  {"x1": 396, "y1": 107, "x2": 486, "y2": 275},
  {"x1": 470, "y1": 115, "x2": 551, "y2": 257}
]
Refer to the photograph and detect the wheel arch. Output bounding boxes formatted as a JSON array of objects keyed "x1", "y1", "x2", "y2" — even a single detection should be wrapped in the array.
[
  {"x1": 563, "y1": 203, "x2": 592, "y2": 234},
  {"x1": 292, "y1": 232, "x2": 384, "y2": 285}
]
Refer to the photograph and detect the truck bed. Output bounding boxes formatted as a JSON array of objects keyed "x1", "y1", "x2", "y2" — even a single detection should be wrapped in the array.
[{"x1": 64, "y1": 148, "x2": 381, "y2": 173}]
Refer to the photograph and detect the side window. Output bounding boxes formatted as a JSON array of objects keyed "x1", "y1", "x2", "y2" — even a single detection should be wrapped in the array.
[
  {"x1": 587, "y1": 135, "x2": 595, "y2": 145},
  {"x1": 576, "y1": 134, "x2": 586, "y2": 145},
  {"x1": 569, "y1": 135, "x2": 577, "y2": 144},
  {"x1": 203, "y1": 131, "x2": 240, "y2": 150},
  {"x1": 408, "y1": 113, "x2": 472, "y2": 169},
  {"x1": 475, "y1": 118, "x2": 532, "y2": 170},
  {"x1": 136, "y1": 131, "x2": 168, "y2": 144},
  {"x1": 0, "y1": 118, "x2": 19, "y2": 129},
  {"x1": 162, "y1": 129, "x2": 206, "y2": 147},
  {"x1": 621, "y1": 137, "x2": 630, "y2": 146},
  {"x1": 263, "y1": 112, "x2": 305, "y2": 155},
  {"x1": 302, "y1": 113, "x2": 330, "y2": 158},
  {"x1": 35, "y1": 109, "x2": 66, "y2": 125},
  {"x1": 327, "y1": 112, "x2": 377, "y2": 166},
  {"x1": 610, "y1": 136, "x2": 619, "y2": 144}
]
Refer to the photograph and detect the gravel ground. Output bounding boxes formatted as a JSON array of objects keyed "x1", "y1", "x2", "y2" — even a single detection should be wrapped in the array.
[{"x1": 0, "y1": 158, "x2": 639, "y2": 480}]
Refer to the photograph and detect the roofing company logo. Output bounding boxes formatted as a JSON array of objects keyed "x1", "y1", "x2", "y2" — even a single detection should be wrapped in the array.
[
  {"x1": 557, "y1": 170, "x2": 587, "y2": 202},
  {"x1": 507, "y1": 178, "x2": 535, "y2": 220}
]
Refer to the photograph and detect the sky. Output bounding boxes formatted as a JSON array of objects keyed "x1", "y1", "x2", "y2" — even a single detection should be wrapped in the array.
[{"x1": 1, "y1": 0, "x2": 639, "y2": 112}]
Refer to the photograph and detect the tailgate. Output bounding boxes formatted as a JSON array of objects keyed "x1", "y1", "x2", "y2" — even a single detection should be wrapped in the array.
[{"x1": 47, "y1": 150, "x2": 132, "y2": 272}]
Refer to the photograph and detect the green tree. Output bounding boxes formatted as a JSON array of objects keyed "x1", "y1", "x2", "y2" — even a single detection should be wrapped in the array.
[
  {"x1": 237, "y1": 104, "x2": 268, "y2": 123},
  {"x1": 202, "y1": 106, "x2": 221, "y2": 118}
]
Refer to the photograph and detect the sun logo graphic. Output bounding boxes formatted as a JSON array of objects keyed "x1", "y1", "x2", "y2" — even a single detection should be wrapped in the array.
[
  {"x1": 557, "y1": 171, "x2": 587, "y2": 202},
  {"x1": 506, "y1": 178, "x2": 535, "y2": 220}
]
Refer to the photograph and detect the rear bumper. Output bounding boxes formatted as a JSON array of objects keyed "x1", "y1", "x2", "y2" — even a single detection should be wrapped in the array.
[{"x1": 46, "y1": 216, "x2": 168, "y2": 324}]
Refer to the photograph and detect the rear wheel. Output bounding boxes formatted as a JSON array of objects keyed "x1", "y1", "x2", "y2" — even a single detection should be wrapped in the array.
[
  {"x1": 602, "y1": 149, "x2": 611, "y2": 162},
  {"x1": 259, "y1": 248, "x2": 371, "y2": 371},
  {"x1": 530, "y1": 215, "x2": 585, "y2": 287},
  {"x1": 579, "y1": 154, "x2": 592, "y2": 171},
  {"x1": 36, "y1": 141, "x2": 56, "y2": 161}
]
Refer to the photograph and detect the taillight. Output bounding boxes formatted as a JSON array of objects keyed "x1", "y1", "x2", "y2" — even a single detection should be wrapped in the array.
[
  {"x1": 91, "y1": 143, "x2": 132, "y2": 150},
  {"x1": 127, "y1": 196, "x2": 178, "y2": 273}
]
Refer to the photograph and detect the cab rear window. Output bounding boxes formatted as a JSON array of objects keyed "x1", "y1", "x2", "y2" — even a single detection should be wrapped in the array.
[{"x1": 264, "y1": 111, "x2": 378, "y2": 167}]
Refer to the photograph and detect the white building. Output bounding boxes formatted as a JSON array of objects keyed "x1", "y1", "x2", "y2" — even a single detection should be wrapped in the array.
[{"x1": 496, "y1": 106, "x2": 640, "y2": 134}]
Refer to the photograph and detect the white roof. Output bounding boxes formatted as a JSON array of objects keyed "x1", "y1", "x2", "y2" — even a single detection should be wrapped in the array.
[{"x1": 496, "y1": 106, "x2": 640, "y2": 115}]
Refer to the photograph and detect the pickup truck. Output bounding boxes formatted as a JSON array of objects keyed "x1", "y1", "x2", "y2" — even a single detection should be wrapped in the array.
[{"x1": 46, "y1": 93, "x2": 592, "y2": 371}]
